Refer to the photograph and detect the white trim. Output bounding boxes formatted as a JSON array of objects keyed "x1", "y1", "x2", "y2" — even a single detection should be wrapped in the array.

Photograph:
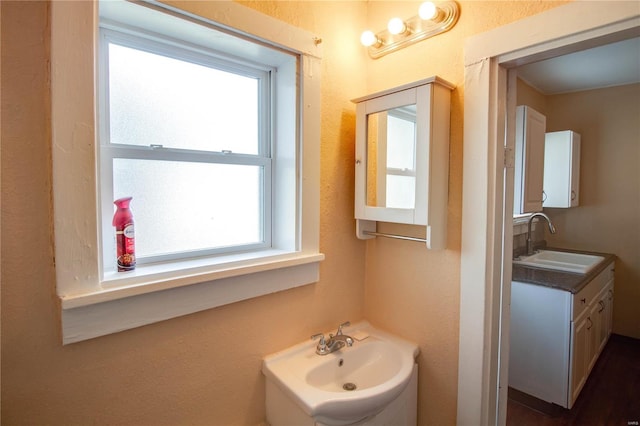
[
  {"x1": 51, "y1": 0, "x2": 323, "y2": 344},
  {"x1": 97, "y1": 25, "x2": 277, "y2": 268},
  {"x1": 62, "y1": 259, "x2": 321, "y2": 344},
  {"x1": 135, "y1": 0, "x2": 323, "y2": 59},
  {"x1": 459, "y1": 2, "x2": 640, "y2": 425},
  {"x1": 63, "y1": 252, "x2": 325, "y2": 309},
  {"x1": 464, "y1": 2, "x2": 640, "y2": 67}
]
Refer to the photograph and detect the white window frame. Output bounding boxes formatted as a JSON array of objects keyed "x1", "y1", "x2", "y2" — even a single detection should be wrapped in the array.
[
  {"x1": 98, "y1": 27, "x2": 274, "y2": 269},
  {"x1": 51, "y1": 0, "x2": 324, "y2": 344}
]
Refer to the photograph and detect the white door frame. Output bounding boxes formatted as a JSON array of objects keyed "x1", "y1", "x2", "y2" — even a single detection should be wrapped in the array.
[{"x1": 457, "y1": 3, "x2": 640, "y2": 425}]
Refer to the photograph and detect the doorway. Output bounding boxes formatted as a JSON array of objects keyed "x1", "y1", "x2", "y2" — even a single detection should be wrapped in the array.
[{"x1": 458, "y1": 3, "x2": 640, "y2": 425}]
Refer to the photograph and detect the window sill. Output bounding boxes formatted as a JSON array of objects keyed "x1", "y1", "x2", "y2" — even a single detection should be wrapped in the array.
[{"x1": 60, "y1": 251, "x2": 324, "y2": 344}]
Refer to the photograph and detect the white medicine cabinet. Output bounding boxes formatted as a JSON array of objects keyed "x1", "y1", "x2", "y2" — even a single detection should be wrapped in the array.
[
  {"x1": 544, "y1": 131, "x2": 581, "y2": 208},
  {"x1": 352, "y1": 77, "x2": 454, "y2": 249},
  {"x1": 514, "y1": 105, "x2": 546, "y2": 215}
]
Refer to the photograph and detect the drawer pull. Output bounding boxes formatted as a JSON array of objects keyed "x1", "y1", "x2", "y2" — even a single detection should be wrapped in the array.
[
  {"x1": 598, "y1": 300, "x2": 605, "y2": 313},
  {"x1": 581, "y1": 298, "x2": 586, "y2": 304},
  {"x1": 587, "y1": 317, "x2": 593, "y2": 330}
]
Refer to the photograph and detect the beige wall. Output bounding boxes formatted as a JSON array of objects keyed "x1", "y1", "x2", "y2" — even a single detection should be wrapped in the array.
[
  {"x1": 2, "y1": 1, "x2": 567, "y2": 425},
  {"x1": 2, "y1": 2, "x2": 367, "y2": 424},
  {"x1": 544, "y1": 84, "x2": 640, "y2": 339},
  {"x1": 359, "y1": 2, "x2": 565, "y2": 424},
  {"x1": 515, "y1": 79, "x2": 639, "y2": 339},
  {"x1": 517, "y1": 78, "x2": 548, "y2": 115}
]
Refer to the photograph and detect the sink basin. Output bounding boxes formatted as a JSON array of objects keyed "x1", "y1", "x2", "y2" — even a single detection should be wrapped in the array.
[
  {"x1": 305, "y1": 341, "x2": 403, "y2": 392},
  {"x1": 514, "y1": 250, "x2": 604, "y2": 274},
  {"x1": 262, "y1": 321, "x2": 419, "y2": 425}
]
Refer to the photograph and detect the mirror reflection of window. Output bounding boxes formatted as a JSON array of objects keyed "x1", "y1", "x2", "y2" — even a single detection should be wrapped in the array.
[
  {"x1": 365, "y1": 106, "x2": 417, "y2": 209},
  {"x1": 386, "y1": 106, "x2": 416, "y2": 209}
]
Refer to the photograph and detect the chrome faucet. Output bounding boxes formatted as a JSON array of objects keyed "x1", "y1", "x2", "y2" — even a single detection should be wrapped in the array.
[
  {"x1": 311, "y1": 321, "x2": 354, "y2": 355},
  {"x1": 526, "y1": 212, "x2": 557, "y2": 256}
]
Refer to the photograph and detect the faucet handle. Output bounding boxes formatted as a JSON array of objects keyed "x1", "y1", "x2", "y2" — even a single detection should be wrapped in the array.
[
  {"x1": 311, "y1": 333, "x2": 329, "y2": 354},
  {"x1": 311, "y1": 333, "x2": 326, "y2": 344},
  {"x1": 336, "y1": 321, "x2": 351, "y2": 335}
]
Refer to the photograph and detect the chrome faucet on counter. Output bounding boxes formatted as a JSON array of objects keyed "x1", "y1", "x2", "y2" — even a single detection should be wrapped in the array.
[
  {"x1": 311, "y1": 321, "x2": 354, "y2": 355},
  {"x1": 526, "y1": 212, "x2": 557, "y2": 256}
]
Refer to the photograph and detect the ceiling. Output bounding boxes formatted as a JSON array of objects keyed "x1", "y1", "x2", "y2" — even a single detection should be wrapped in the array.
[{"x1": 516, "y1": 37, "x2": 640, "y2": 95}]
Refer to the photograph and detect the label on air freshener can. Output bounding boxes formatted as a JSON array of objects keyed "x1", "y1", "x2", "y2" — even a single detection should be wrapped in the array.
[{"x1": 116, "y1": 223, "x2": 136, "y2": 271}]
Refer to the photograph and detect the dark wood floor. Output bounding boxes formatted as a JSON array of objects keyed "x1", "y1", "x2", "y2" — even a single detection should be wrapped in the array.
[{"x1": 507, "y1": 334, "x2": 640, "y2": 426}]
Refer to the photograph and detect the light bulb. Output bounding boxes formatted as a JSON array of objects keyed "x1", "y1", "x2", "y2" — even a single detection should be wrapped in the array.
[
  {"x1": 419, "y1": 2, "x2": 441, "y2": 21},
  {"x1": 387, "y1": 17, "x2": 407, "y2": 35},
  {"x1": 360, "y1": 30, "x2": 379, "y2": 47}
]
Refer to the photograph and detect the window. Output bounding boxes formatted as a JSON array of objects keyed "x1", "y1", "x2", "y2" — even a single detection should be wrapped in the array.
[
  {"x1": 51, "y1": 0, "x2": 323, "y2": 343},
  {"x1": 99, "y1": 29, "x2": 273, "y2": 269}
]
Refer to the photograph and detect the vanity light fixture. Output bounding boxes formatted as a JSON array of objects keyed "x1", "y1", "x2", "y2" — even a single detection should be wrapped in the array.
[
  {"x1": 360, "y1": 30, "x2": 382, "y2": 48},
  {"x1": 387, "y1": 17, "x2": 409, "y2": 36},
  {"x1": 360, "y1": 1, "x2": 459, "y2": 59}
]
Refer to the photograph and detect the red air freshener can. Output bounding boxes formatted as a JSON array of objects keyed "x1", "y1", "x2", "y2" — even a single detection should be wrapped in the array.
[{"x1": 113, "y1": 197, "x2": 136, "y2": 272}]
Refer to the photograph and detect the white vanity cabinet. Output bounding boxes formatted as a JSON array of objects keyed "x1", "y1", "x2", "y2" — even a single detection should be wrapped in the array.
[
  {"x1": 543, "y1": 131, "x2": 581, "y2": 208},
  {"x1": 514, "y1": 105, "x2": 546, "y2": 214},
  {"x1": 570, "y1": 276, "x2": 614, "y2": 404},
  {"x1": 509, "y1": 259, "x2": 614, "y2": 408}
]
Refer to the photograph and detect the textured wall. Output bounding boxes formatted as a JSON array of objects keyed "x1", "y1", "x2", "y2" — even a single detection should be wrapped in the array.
[
  {"x1": 1, "y1": 1, "x2": 568, "y2": 425},
  {"x1": 1, "y1": 2, "x2": 367, "y2": 424},
  {"x1": 545, "y1": 84, "x2": 640, "y2": 339},
  {"x1": 359, "y1": 2, "x2": 566, "y2": 424}
]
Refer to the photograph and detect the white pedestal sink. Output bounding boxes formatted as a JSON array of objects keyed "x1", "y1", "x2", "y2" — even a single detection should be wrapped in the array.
[{"x1": 262, "y1": 321, "x2": 419, "y2": 426}]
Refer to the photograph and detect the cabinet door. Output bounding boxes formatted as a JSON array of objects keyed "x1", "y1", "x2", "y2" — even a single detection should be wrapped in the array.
[
  {"x1": 594, "y1": 279, "x2": 616, "y2": 355},
  {"x1": 587, "y1": 301, "x2": 600, "y2": 372},
  {"x1": 570, "y1": 311, "x2": 591, "y2": 408},
  {"x1": 543, "y1": 131, "x2": 581, "y2": 208},
  {"x1": 596, "y1": 291, "x2": 608, "y2": 354},
  {"x1": 602, "y1": 280, "x2": 614, "y2": 342},
  {"x1": 569, "y1": 133, "x2": 581, "y2": 206},
  {"x1": 514, "y1": 105, "x2": 546, "y2": 214}
]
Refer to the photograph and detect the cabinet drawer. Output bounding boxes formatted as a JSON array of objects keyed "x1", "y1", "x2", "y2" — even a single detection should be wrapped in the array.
[{"x1": 572, "y1": 261, "x2": 614, "y2": 319}]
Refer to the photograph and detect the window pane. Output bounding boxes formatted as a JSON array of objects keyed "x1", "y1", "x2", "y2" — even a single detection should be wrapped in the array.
[
  {"x1": 113, "y1": 159, "x2": 263, "y2": 259},
  {"x1": 386, "y1": 175, "x2": 415, "y2": 209},
  {"x1": 387, "y1": 114, "x2": 416, "y2": 171},
  {"x1": 108, "y1": 43, "x2": 260, "y2": 154}
]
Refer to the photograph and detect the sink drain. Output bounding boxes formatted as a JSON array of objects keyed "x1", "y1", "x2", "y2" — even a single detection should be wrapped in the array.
[{"x1": 343, "y1": 382, "x2": 357, "y2": 391}]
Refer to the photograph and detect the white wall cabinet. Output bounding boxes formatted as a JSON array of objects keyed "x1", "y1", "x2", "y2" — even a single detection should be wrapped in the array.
[
  {"x1": 353, "y1": 77, "x2": 454, "y2": 249},
  {"x1": 543, "y1": 131, "x2": 581, "y2": 208},
  {"x1": 514, "y1": 105, "x2": 546, "y2": 214},
  {"x1": 510, "y1": 260, "x2": 614, "y2": 408}
]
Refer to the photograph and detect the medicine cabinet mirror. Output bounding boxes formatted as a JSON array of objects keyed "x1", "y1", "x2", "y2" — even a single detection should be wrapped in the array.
[
  {"x1": 353, "y1": 77, "x2": 454, "y2": 249},
  {"x1": 366, "y1": 105, "x2": 418, "y2": 209}
]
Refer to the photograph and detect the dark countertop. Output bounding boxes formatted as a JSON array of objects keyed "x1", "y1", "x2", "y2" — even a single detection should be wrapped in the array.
[{"x1": 512, "y1": 247, "x2": 616, "y2": 294}]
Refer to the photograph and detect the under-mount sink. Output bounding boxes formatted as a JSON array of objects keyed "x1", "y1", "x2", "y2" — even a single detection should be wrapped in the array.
[
  {"x1": 262, "y1": 321, "x2": 419, "y2": 425},
  {"x1": 514, "y1": 250, "x2": 604, "y2": 274}
]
